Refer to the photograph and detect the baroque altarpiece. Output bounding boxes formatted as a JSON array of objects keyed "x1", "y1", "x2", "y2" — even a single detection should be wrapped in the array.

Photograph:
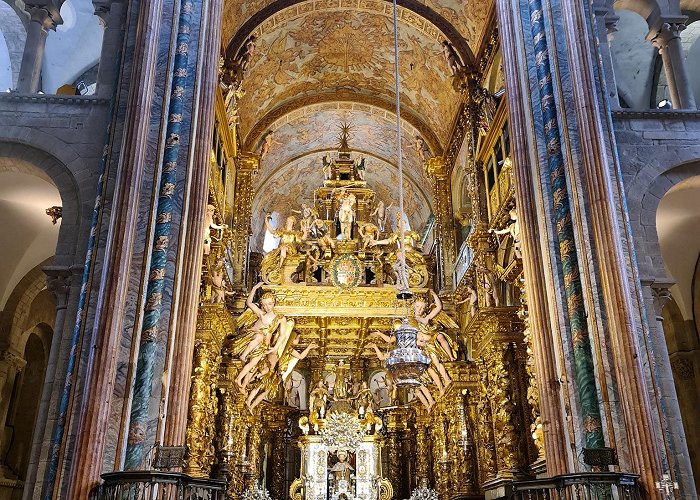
[{"x1": 182, "y1": 62, "x2": 543, "y2": 499}]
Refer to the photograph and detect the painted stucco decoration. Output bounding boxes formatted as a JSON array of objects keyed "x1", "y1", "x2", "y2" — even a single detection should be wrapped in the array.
[{"x1": 234, "y1": 6, "x2": 461, "y2": 145}]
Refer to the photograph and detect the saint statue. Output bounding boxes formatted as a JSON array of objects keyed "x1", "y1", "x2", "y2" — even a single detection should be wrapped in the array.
[
  {"x1": 332, "y1": 360, "x2": 350, "y2": 399},
  {"x1": 489, "y1": 207, "x2": 521, "y2": 259},
  {"x1": 203, "y1": 204, "x2": 226, "y2": 255},
  {"x1": 335, "y1": 189, "x2": 356, "y2": 241},
  {"x1": 369, "y1": 200, "x2": 392, "y2": 233},
  {"x1": 308, "y1": 380, "x2": 330, "y2": 430},
  {"x1": 354, "y1": 156, "x2": 366, "y2": 180},
  {"x1": 329, "y1": 450, "x2": 354, "y2": 486},
  {"x1": 322, "y1": 153, "x2": 333, "y2": 180}
]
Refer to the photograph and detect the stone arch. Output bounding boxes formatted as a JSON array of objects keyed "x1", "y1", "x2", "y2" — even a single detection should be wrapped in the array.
[
  {"x1": 0, "y1": 138, "x2": 84, "y2": 265},
  {"x1": 626, "y1": 159, "x2": 700, "y2": 280},
  {"x1": 0, "y1": 259, "x2": 54, "y2": 354}
]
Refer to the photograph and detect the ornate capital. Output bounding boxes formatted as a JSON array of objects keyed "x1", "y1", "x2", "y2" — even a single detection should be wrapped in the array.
[
  {"x1": 43, "y1": 265, "x2": 80, "y2": 309},
  {"x1": 644, "y1": 279, "x2": 675, "y2": 320},
  {"x1": 25, "y1": 4, "x2": 62, "y2": 31},
  {"x1": 648, "y1": 20, "x2": 687, "y2": 51},
  {"x1": 2, "y1": 349, "x2": 27, "y2": 372},
  {"x1": 92, "y1": 0, "x2": 112, "y2": 27}
]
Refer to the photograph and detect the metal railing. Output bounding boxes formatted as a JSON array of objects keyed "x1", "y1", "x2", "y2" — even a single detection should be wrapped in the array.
[
  {"x1": 90, "y1": 471, "x2": 227, "y2": 500},
  {"x1": 510, "y1": 472, "x2": 641, "y2": 500}
]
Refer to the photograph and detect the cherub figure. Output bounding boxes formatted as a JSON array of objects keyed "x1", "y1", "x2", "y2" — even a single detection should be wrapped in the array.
[
  {"x1": 209, "y1": 257, "x2": 232, "y2": 304},
  {"x1": 455, "y1": 284, "x2": 478, "y2": 318},
  {"x1": 358, "y1": 222, "x2": 380, "y2": 251},
  {"x1": 441, "y1": 40, "x2": 464, "y2": 77},
  {"x1": 259, "y1": 131, "x2": 280, "y2": 160},
  {"x1": 234, "y1": 34, "x2": 257, "y2": 74},
  {"x1": 489, "y1": 207, "x2": 521, "y2": 259}
]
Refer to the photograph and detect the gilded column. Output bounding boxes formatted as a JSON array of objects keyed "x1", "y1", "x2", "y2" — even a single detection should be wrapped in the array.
[
  {"x1": 216, "y1": 385, "x2": 248, "y2": 498},
  {"x1": 426, "y1": 157, "x2": 457, "y2": 292},
  {"x1": 472, "y1": 377, "x2": 496, "y2": 484},
  {"x1": 430, "y1": 411, "x2": 449, "y2": 500},
  {"x1": 184, "y1": 338, "x2": 220, "y2": 477},
  {"x1": 414, "y1": 415, "x2": 431, "y2": 487},
  {"x1": 484, "y1": 343, "x2": 519, "y2": 477},
  {"x1": 385, "y1": 410, "x2": 402, "y2": 491},
  {"x1": 245, "y1": 419, "x2": 263, "y2": 489},
  {"x1": 270, "y1": 427, "x2": 287, "y2": 500},
  {"x1": 445, "y1": 391, "x2": 471, "y2": 495},
  {"x1": 231, "y1": 154, "x2": 259, "y2": 290}
]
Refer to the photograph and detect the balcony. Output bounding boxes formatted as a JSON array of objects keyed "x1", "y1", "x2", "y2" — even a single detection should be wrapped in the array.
[
  {"x1": 89, "y1": 471, "x2": 227, "y2": 500},
  {"x1": 509, "y1": 472, "x2": 640, "y2": 499}
]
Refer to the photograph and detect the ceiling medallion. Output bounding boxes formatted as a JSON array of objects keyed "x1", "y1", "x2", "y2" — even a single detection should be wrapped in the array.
[{"x1": 330, "y1": 254, "x2": 363, "y2": 290}]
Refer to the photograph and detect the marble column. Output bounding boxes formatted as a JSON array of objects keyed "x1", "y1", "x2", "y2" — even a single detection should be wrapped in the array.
[
  {"x1": 495, "y1": 0, "x2": 570, "y2": 475},
  {"x1": 64, "y1": 0, "x2": 166, "y2": 494},
  {"x1": 161, "y1": 0, "x2": 223, "y2": 449},
  {"x1": 642, "y1": 280, "x2": 696, "y2": 498},
  {"x1": 17, "y1": 5, "x2": 61, "y2": 93},
  {"x1": 648, "y1": 20, "x2": 697, "y2": 110},
  {"x1": 591, "y1": 0, "x2": 620, "y2": 109}
]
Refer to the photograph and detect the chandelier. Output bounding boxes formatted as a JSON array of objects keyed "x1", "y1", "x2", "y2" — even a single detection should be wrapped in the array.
[
  {"x1": 319, "y1": 411, "x2": 364, "y2": 451},
  {"x1": 382, "y1": 0, "x2": 431, "y2": 387}
]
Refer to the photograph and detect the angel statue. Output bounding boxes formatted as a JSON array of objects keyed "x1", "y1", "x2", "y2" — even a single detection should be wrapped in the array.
[
  {"x1": 414, "y1": 291, "x2": 457, "y2": 392},
  {"x1": 358, "y1": 222, "x2": 380, "y2": 251},
  {"x1": 245, "y1": 333, "x2": 314, "y2": 411},
  {"x1": 263, "y1": 214, "x2": 304, "y2": 275},
  {"x1": 231, "y1": 282, "x2": 292, "y2": 390}
]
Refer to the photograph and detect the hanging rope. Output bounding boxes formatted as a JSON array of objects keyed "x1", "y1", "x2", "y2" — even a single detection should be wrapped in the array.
[{"x1": 391, "y1": 0, "x2": 409, "y2": 286}]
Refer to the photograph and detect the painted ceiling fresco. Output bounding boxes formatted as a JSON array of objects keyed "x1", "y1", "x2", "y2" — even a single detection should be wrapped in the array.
[
  {"x1": 252, "y1": 103, "x2": 431, "y2": 193},
  {"x1": 250, "y1": 153, "x2": 433, "y2": 251},
  {"x1": 235, "y1": 6, "x2": 461, "y2": 145},
  {"x1": 221, "y1": 0, "x2": 494, "y2": 56}
]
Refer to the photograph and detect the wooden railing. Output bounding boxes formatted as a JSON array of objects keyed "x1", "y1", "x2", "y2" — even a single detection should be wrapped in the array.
[{"x1": 89, "y1": 471, "x2": 227, "y2": 500}]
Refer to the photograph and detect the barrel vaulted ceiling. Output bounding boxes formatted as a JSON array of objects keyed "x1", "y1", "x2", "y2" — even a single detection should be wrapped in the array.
[{"x1": 223, "y1": 0, "x2": 495, "y2": 246}]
